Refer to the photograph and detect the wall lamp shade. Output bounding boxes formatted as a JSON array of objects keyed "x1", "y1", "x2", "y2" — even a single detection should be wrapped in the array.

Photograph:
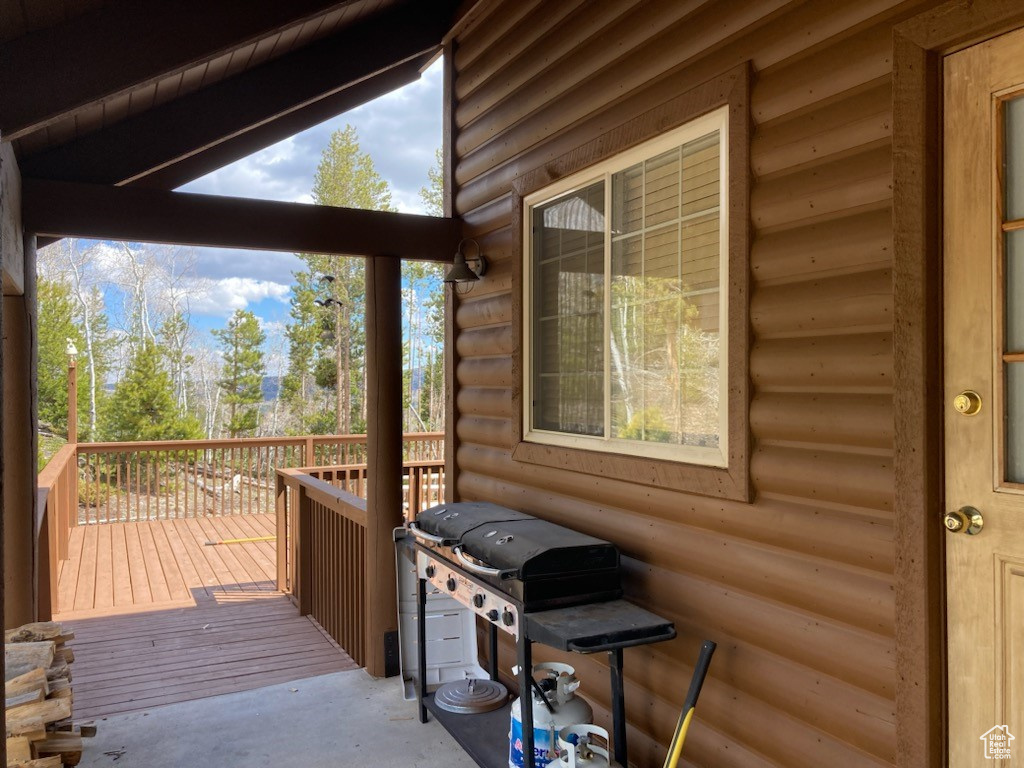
[{"x1": 444, "y1": 239, "x2": 487, "y2": 285}]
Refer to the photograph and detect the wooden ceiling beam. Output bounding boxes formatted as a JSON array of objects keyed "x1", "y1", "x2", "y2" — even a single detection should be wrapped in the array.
[
  {"x1": 135, "y1": 57, "x2": 432, "y2": 191},
  {"x1": 0, "y1": 0, "x2": 364, "y2": 141},
  {"x1": 22, "y1": 179, "x2": 461, "y2": 262},
  {"x1": 21, "y1": 4, "x2": 454, "y2": 186}
]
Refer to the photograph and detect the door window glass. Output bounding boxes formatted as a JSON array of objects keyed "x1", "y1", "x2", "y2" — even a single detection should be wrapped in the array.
[{"x1": 1003, "y1": 95, "x2": 1024, "y2": 481}]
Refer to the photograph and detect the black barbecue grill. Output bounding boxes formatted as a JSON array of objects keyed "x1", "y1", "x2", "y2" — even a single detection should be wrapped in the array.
[
  {"x1": 408, "y1": 501, "x2": 622, "y2": 610},
  {"x1": 406, "y1": 501, "x2": 676, "y2": 768}
]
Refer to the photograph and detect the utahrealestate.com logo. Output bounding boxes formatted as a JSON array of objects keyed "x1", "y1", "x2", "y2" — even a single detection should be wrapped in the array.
[{"x1": 980, "y1": 726, "x2": 1015, "y2": 760}]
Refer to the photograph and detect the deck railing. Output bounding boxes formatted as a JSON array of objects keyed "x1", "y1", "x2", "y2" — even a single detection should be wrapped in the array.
[
  {"x1": 275, "y1": 462, "x2": 444, "y2": 591},
  {"x1": 276, "y1": 470, "x2": 368, "y2": 666},
  {"x1": 74, "y1": 433, "x2": 443, "y2": 524},
  {"x1": 36, "y1": 443, "x2": 78, "y2": 620},
  {"x1": 275, "y1": 461, "x2": 445, "y2": 664}
]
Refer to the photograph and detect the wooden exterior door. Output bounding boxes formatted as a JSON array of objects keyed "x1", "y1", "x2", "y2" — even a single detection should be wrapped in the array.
[{"x1": 945, "y1": 28, "x2": 1024, "y2": 766}]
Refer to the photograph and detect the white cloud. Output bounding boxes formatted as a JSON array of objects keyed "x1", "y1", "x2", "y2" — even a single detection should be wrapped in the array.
[
  {"x1": 189, "y1": 277, "x2": 291, "y2": 317},
  {"x1": 188, "y1": 247, "x2": 303, "y2": 283}
]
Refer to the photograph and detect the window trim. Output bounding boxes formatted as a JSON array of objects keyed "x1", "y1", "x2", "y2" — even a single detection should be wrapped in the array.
[
  {"x1": 509, "y1": 63, "x2": 751, "y2": 502},
  {"x1": 522, "y1": 108, "x2": 730, "y2": 468}
]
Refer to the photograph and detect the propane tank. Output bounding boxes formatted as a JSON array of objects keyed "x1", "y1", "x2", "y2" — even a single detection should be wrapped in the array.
[
  {"x1": 546, "y1": 725, "x2": 621, "y2": 768},
  {"x1": 509, "y1": 662, "x2": 594, "y2": 768}
]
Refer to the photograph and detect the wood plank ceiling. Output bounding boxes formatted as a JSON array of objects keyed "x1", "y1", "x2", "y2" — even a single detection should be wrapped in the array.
[{"x1": 1, "y1": 0, "x2": 461, "y2": 193}]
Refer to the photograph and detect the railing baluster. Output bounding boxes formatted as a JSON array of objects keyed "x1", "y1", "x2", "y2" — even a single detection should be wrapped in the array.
[{"x1": 176, "y1": 449, "x2": 182, "y2": 520}]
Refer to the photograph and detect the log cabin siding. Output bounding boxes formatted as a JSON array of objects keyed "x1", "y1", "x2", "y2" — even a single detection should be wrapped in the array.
[{"x1": 451, "y1": 1, "x2": 933, "y2": 764}]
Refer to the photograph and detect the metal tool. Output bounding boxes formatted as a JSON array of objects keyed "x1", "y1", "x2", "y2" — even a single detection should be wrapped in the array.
[
  {"x1": 204, "y1": 535, "x2": 276, "y2": 546},
  {"x1": 663, "y1": 640, "x2": 716, "y2": 768}
]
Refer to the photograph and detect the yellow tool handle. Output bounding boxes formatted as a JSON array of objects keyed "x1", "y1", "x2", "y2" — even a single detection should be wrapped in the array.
[
  {"x1": 664, "y1": 640, "x2": 716, "y2": 768},
  {"x1": 665, "y1": 708, "x2": 694, "y2": 768},
  {"x1": 204, "y1": 536, "x2": 276, "y2": 546}
]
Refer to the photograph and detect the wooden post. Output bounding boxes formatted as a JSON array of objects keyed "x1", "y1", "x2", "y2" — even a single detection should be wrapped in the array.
[
  {"x1": 275, "y1": 474, "x2": 288, "y2": 592},
  {"x1": 35, "y1": 492, "x2": 52, "y2": 622},
  {"x1": 365, "y1": 255, "x2": 402, "y2": 677},
  {"x1": 3, "y1": 146, "x2": 39, "y2": 634},
  {"x1": 442, "y1": 40, "x2": 460, "y2": 504},
  {"x1": 297, "y1": 483, "x2": 312, "y2": 616},
  {"x1": 66, "y1": 357, "x2": 78, "y2": 443},
  {"x1": 408, "y1": 467, "x2": 421, "y2": 522}
]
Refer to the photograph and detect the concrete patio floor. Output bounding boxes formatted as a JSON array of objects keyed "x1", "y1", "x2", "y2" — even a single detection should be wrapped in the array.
[{"x1": 78, "y1": 669, "x2": 480, "y2": 768}]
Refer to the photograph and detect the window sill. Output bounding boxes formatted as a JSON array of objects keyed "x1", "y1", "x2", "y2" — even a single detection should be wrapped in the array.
[{"x1": 512, "y1": 439, "x2": 749, "y2": 502}]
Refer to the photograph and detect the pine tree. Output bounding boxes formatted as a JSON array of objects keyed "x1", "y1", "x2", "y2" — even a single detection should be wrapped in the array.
[
  {"x1": 160, "y1": 311, "x2": 194, "y2": 412},
  {"x1": 101, "y1": 340, "x2": 202, "y2": 441},
  {"x1": 419, "y1": 148, "x2": 444, "y2": 217},
  {"x1": 281, "y1": 271, "x2": 322, "y2": 433},
  {"x1": 287, "y1": 124, "x2": 394, "y2": 435},
  {"x1": 37, "y1": 278, "x2": 86, "y2": 435},
  {"x1": 405, "y1": 146, "x2": 446, "y2": 430},
  {"x1": 213, "y1": 310, "x2": 266, "y2": 438}
]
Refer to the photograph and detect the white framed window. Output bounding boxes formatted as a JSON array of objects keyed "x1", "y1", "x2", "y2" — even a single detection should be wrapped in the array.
[{"x1": 522, "y1": 107, "x2": 729, "y2": 467}]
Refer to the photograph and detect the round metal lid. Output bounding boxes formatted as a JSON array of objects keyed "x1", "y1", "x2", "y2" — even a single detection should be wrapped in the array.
[{"x1": 433, "y1": 678, "x2": 508, "y2": 714}]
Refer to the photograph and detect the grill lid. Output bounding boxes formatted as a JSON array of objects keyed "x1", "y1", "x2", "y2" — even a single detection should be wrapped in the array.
[
  {"x1": 459, "y1": 518, "x2": 618, "y2": 579},
  {"x1": 414, "y1": 501, "x2": 534, "y2": 544}
]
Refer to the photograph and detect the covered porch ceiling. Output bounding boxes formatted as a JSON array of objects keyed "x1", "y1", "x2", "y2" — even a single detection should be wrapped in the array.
[{"x1": 2, "y1": 0, "x2": 468, "y2": 258}]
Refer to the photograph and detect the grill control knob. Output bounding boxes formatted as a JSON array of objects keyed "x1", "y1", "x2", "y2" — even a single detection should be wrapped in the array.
[
  {"x1": 473, "y1": 593, "x2": 486, "y2": 608},
  {"x1": 424, "y1": 565, "x2": 436, "y2": 578},
  {"x1": 501, "y1": 609, "x2": 515, "y2": 627},
  {"x1": 446, "y1": 576, "x2": 457, "y2": 592},
  {"x1": 486, "y1": 609, "x2": 499, "y2": 622}
]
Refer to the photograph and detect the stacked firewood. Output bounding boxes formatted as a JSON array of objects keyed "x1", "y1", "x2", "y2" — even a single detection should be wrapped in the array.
[{"x1": 4, "y1": 622, "x2": 92, "y2": 767}]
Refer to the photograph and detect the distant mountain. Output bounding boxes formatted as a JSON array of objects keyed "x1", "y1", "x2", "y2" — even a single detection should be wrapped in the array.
[{"x1": 262, "y1": 375, "x2": 282, "y2": 402}]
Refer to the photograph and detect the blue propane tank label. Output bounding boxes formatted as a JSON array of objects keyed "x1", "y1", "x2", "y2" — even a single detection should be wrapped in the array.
[{"x1": 509, "y1": 718, "x2": 552, "y2": 768}]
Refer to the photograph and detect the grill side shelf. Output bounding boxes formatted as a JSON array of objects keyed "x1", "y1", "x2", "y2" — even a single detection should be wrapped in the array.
[{"x1": 523, "y1": 600, "x2": 676, "y2": 653}]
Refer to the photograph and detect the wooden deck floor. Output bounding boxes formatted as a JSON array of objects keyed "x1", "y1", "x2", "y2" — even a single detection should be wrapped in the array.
[
  {"x1": 54, "y1": 515, "x2": 358, "y2": 720},
  {"x1": 57, "y1": 514, "x2": 281, "y2": 613}
]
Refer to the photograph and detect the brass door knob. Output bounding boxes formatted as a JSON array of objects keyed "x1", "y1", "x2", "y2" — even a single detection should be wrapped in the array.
[
  {"x1": 953, "y1": 390, "x2": 982, "y2": 415},
  {"x1": 943, "y1": 506, "x2": 984, "y2": 535}
]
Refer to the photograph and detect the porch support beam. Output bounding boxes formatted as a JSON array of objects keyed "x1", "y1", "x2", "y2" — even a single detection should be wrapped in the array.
[
  {"x1": 0, "y1": 0, "x2": 362, "y2": 141},
  {"x1": 0, "y1": 136, "x2": 10, "y2": 756},
  {"x1": 127, "y1": 58, "x2": 430, "y2": 192},
  {"x1": 1, "y1": 142, "x2": 38, "y2": 636},
  {"x1": 22, "y1": 179, "x2": 460, "y2": 261},
  {"x1": 1, "y1": 144, "x2": 23, "y2": 294},
  {"x1": 364, "y1": 255, "x2": 403, "y2": 678}
]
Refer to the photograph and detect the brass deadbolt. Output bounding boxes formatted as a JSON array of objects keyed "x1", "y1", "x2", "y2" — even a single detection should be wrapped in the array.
[
  {"x1": 943, "y1": 506, "x2": 984, "y2": 535},
  {"x1": 953, "y1": 390, "x2": 982, "y2": 415}
]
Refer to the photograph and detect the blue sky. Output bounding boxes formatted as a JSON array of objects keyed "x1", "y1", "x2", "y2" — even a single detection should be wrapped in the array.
[{"x1": 174, "y1": 58, "x2": 443, "y2": 335}]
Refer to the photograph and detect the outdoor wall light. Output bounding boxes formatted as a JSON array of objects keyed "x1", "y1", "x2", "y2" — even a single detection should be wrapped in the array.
[{"x1": 444, "y1": 239, "x2": 487, "y2": 294}]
